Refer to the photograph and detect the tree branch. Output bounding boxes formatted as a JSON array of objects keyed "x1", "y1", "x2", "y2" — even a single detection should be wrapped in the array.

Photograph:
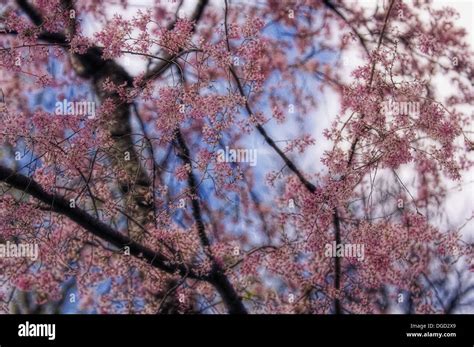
[
  {"x1": 143, "y1": 0, "x2": 209, "y2": 81},
  {"x1": 0, "y1": 165, "x2": 248, "y2": 313},
  {"x1": 0, "y1": 165, "x2": 193, "y2": 278}
]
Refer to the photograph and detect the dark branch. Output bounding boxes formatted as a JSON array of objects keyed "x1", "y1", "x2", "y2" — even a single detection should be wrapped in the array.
[{"x1": 0, "y1": 165, "x2": 195, "y2": 278}]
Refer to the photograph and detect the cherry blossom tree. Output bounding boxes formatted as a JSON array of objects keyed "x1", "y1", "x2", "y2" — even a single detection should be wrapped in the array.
[{"x1": 0, "y1": 0, "x2": 473, "y2": 314}]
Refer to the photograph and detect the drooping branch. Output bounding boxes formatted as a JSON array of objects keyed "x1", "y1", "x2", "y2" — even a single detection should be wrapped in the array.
[
  {"x1": 0, "y1": 165, "x2": 194, "y2": 278},
  {"x1": 173, "y1": 128, "x2": 248, "y2": 314},
  {"x1": 228, "y1": 67, "x2": 317, "y2": 193},
  {"x1": 0, "y1": 165, "x2": 248, "y2": 314},
  {"x1": 174, "y1": 129, "x2": 211, "y2": 249}
]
